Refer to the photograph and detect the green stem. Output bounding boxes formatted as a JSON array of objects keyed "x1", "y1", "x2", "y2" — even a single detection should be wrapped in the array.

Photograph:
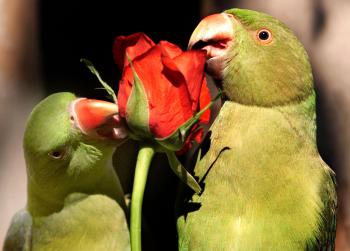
[{"x1": 130, "y1": 145, "x2": 155, "y2": 251}]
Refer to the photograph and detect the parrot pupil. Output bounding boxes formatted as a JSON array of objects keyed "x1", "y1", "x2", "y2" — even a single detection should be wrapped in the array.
[
  {"x1": 50, "y1": 151, "x2": 62, "y2": 159},
  {"x1": 259, "y1": 31, "x2": 269, "y2": 40}
]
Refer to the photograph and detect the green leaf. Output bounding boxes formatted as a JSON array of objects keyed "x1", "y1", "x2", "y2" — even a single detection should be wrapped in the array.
[
  {"x1": 157, "y1": 91, "x2": 222, "y2": 151},
  {"x1": 125, "y1": 54, "x2": 151, "y2": 139},
  {"x1": 80, "y1": 58, "x2": 117, "y2": 103},
  {"x1": 166, "y1": 151, "x2": 201, "y2": 194}
]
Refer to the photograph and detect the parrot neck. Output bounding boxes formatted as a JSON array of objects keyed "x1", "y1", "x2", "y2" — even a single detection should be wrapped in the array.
[
  {"x1": 226, "y1": 90, "x2": 317, "y2": 143},
  {"x1": 27, "y1": 159, "x2": 126, "y2": 217},
  {"x1": 27, "y1": 185, "x2": 63, "y2": 217}
]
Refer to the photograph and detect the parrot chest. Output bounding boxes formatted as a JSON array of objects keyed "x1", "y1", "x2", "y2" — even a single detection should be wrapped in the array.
[
  {"x1": 31, "y1": 194, "x2": 130, "y2": 251},
  {"x1": 178, "y1": 102, "x2": 325, "y2": 250}
]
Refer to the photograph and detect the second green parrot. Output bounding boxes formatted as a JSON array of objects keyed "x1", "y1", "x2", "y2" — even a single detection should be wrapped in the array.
[
  {"x1": 3, "y1": 92, "x2": 130, "y2": 251},
  {"x1": 177, "y1": 8, "x2": 337, "y2": 250}
]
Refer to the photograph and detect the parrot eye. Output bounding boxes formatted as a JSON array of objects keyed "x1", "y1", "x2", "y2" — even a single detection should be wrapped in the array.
[
  {"x1": 256, "y1": 29, "x2": 273, "y2": 44},
  {"x1": 48, "y1": 149, "x2": 66, "y2": 160}
]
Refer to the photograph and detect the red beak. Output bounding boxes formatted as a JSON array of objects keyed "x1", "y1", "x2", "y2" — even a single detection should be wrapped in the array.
[{"x1": 69, "y1": 98, "x2": 127, "y2": 140}]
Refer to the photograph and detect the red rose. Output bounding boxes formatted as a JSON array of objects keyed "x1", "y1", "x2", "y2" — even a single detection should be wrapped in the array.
[{"x1": 114, "y1": 32, "x2": 211, "y2": 151}]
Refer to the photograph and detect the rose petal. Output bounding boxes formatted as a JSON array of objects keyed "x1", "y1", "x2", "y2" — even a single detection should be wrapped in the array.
[
  {"x1": 148, "y1": 55, "x2": 195, "y2": 138},
  {"x1": 176, "y1": 77, "x2": 212, "y2": 155},
  {"x1": 159, "y1": 40, "x2": 183, "y2": 59},
  {"x1": 172, "y1": 50, "x2": 207, "y2": 112},
  {"x1": 161, "y1": 56, "x2": 186, "y2": 85},
  {"x1": 120, "y1": 45, "x2": 193, "y2": 138},
  {"x1": 113, "y1": 32, "x2": 155, "y2": 69}
]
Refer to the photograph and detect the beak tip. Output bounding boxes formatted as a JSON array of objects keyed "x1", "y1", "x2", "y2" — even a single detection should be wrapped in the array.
[{"x1": 70, "y1": 98, "x2": 119, "y2": 137}]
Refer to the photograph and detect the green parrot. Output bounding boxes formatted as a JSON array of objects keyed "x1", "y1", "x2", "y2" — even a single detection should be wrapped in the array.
[
  {"x1": 176, "y1": 8, "x2": 337, "y2": 250},
  {"x1": 3, "y1": 92, "x2": 130, "y2": 251}
]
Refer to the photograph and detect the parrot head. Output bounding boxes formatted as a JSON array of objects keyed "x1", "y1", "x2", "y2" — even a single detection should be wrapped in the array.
[
  {"x1": 189, "y1": 8, "x2": 313, "y2": 106},
  {"x1": 23, "y1": 92, "x2": 127, "y2": 203}
]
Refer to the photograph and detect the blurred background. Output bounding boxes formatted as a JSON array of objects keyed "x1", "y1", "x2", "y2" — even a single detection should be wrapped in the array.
[{"x1": 0, "y1": 0, "x2": 349, "y2": 250}]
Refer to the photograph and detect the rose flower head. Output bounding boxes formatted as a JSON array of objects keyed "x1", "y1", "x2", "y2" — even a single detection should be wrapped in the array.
[{"x1": 114, "y1": 32, "x2": 211, "y2": 152}]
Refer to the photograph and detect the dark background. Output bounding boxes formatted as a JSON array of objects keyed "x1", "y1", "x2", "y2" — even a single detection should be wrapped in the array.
[{"x1": 39, "y1": 1, "x2": 201, "y2": 98}]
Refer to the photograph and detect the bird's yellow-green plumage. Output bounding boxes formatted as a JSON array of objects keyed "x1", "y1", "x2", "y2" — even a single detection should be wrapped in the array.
[
  {"x1": 177, "y1": 8, "x2": 336, "y2": 251},
  {"x1": 31, "y1": 193, "x2": 129, "y2": 251},
  {"x1": 222, "y1": 9, "x2": 313, "y2": 107},
  {"x1": 3, "y1": 92, "x2": 130, "y2": 251},
  {"x1": 23, "y1": 93, "x2": 125, "y2": 217}
]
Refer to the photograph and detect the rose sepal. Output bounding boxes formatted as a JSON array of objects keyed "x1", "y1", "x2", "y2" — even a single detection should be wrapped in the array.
[
  {"x1": 124, "y1": 55, "x2": 151, "y2": 140},
  {"x1": 80, "y1": 58, "x2": 117, "y2": 102},
  {"x1": 165, "y1": 150, "x2": 202, "y2": 194}
]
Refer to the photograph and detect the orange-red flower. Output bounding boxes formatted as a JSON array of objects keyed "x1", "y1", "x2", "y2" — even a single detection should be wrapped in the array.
[{"x1": 114, "y1": 32, "x2": 211, "y2": 151}]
